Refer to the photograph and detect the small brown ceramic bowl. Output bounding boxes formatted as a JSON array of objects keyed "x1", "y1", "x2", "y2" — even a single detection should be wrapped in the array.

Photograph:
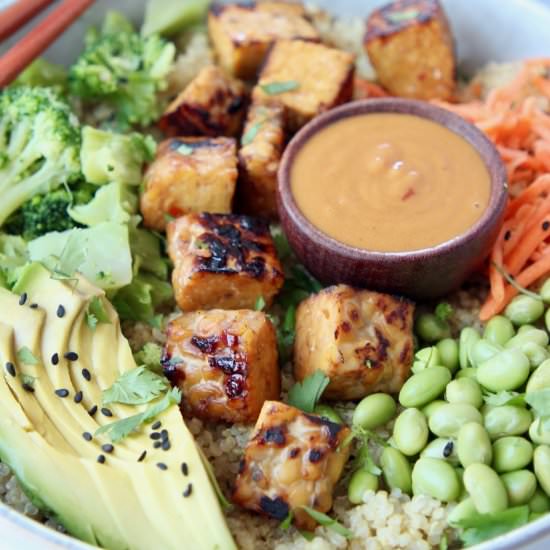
[{"x1": 277, "y1": 98, "x2": 508, "y2": 299}]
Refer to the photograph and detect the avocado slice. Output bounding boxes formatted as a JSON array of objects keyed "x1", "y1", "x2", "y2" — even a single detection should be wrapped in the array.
[{"x1": 0, "y1": 263, "x2": 236, "y2": 550}]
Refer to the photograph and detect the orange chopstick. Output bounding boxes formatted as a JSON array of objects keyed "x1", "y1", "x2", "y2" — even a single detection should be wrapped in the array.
[
  {"x1": 0, "y1": 0, "x2": 54, "y2": 42},
  {"x1": 0, "y1": 0, "x2": 95, "y2": 88}
]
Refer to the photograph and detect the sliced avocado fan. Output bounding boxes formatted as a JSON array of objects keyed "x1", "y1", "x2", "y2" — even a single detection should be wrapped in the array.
[{"x1": 0, "y1": 263, "x2": 236, "y2": 550}]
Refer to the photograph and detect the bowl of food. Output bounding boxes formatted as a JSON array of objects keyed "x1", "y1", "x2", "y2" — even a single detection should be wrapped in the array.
[{"x1": 1, "y1": 0, "x2": 550, "y2": 550}]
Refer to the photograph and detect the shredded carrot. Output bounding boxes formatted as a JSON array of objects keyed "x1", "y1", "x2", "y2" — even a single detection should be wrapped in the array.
[{"x1": 435, "y1": 59, "x2": 550, "y2": 320}]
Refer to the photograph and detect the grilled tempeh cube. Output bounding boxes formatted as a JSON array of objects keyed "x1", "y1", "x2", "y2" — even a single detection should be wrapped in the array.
[
  {"x1": 163, "y1": 310, "x2": 280, "y2": 423},
  {"x1": 208, "y1": 2, "x2": 319, "y2": 80},
  {"x1": 159, "y1": 65, "x2": 248, "y2": 138},
  {"x1": 233, "y1": 400, "x2": 350, "y2": 529},
  {"x1": 237, "y1": 101, "x2": 286, "y2": 219},
  {"x1": 294, "y1": 285, "x2": 414, "y2": 400},
  {"x1": 252, "y1": 40, "x2": 355, "y2": 133},
  {"x1": 167, "y1": 213, "x2": 284, "y2": 311},
  {"x1": 140, "y1": 137, "x2": 238, "y2": 232},
  {"x1": 364, "y1": 0, "x2": 456, "y2": 100}
]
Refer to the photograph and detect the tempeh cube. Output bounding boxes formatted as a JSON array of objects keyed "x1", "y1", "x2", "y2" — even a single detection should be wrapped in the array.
[
  {"x1": 294, "y1": 285, "x2": 414, "y2": 400},
  {"x1": 163, "y1": 309, "x2": 280, "y2": 423},
  {"x1": 233, "y1": 400, "x2": 351, "y2": 529},
  {"x1": 364, "y1": 0, "x2": 456, "y2": 100},
  {"x1": 167, "y1": 213, "x2": 284, "y2": 311},
  {"x1": 140, "y1": 137, "x2": 238, "y2": 232}
]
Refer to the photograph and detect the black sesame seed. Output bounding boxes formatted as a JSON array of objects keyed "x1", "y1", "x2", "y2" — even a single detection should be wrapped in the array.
[
  {"x1": 152, "y1": 421, "x2": 161, "y2": 430},
  {"x1": 504, "y1": 230, "x2": 512, "y2": 241},
  {"x1": 181, "y1": 462, "x2": 188, "y2": 476},
  {"x1": 74, "y1": 391, "x2": 83, "y2": 404},
  {"x1": 82, "y1": 432, "x2": 92, "y2": 441},
  {"x1": 82, "y1": 368, "x2": 91, "y2": 381},
  {"x1": 56, "y1": 305, "x2": 66, "y2": 318},
  {"x1": 30, "y1": 303, "x2": 38, "y2": 309},
  {"x1": 5, "y1": 362, "x2": 16, "y2": 377},
  {"x1": 161, "y1": 429, "x2": 168, "y2": 437},
  {"x1": 153, "y1": 441, "x2": 162, "y2": 449},
  {"x1": 88, "y1": 405, "x2": 98, "y2": 416},
  {"x1": 51, "y1": 353, "x2": 59, "y2": 365},
  {"x1": 162, "y1": 440, "x2": 171, "y2": 451},
  {"x1": 101, "y1": 407, "x2": 113, "y2": 417},
  {"x1": 97, "y1": 454, "x2": 106, "y2": 464},
  {"x1": 443, "y1": 441, "x2": 454, "y2": 458},
  {"x1": 22, "y1": 383, "x2": 34, "y2": 393},
  {"x1": 64, "y1": 351, "x2": 78, "y2": 362},
  {"x1": 543, "y1": 221, "x2": 550, "y2": 231},
  {"x1": 19, "y1": 293, "x2": 27, "y2": 306},
  {"x1": 150, "y1": 432, "x2": 161, "y2": 440},
  {"x1": 55, "y1": 388, "x2": 69, "y2": 398},
  {"x1": 183, "y1": 483, "x2": 193, "y2": 497},
  {"x1": 102, "y1": 444, "x2": 114, "y2": 454},
  {"x1": 156, "y1": 462, "x2": 167, "y2": 471},
  {"x1": 138, "y1": 450, "x2": 147, "y2": 462}
]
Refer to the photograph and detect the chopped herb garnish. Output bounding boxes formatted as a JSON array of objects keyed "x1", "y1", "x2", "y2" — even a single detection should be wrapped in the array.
[
  {"x1": 164, "y1": 213, "x2": 176, "y2": 223},
  {"x1": 288, "y1": 370, "x2": 330, "y2": 413},
  {"x1": 241, "y1": 120, "x2": 263, "y2": 146},
  {"x1": 271, "y1": 227, "x2": 292, "y2": 260},
  {"x1": 483, "y1": 390, "x2": 525, "y2": 407},
  {"x1": 299, "y1": 530, "x2": 315, "y2": 541},
  {"x1": 148, "y1": 314, "x2": 164, "y2": 330},
  {"x1": 300, "y1": 507, "x2": 353, "y2": 539},
  {"x1": 276, "y1": 304, "x2": 296, "y2": 363},
  {"x1": 387, "y1": 8, "x2": 420, "y2": 24},
  {"x1": 21, "y1": 374, "x2": 36, "y2": 388},
  {"x1": 177, "y1": 144, "x2": 193, "y2": 156},
  {"x1": 260, "y1": 80, "x2": 300, "y2": 95},
  {"x1": 194, "y1": 239, "x2": 209, "y2": 250},
  {"x1": 439, "y1": 534, "x2": 448, "y2": 550},
  {"x1": 86, "y1": 296, "x2": 111, "y2": 330},
  {"x1": 254, "y1": 296, "x2": 266, "y2": 311},
  {"x1": 197, "y1": 445, "x2": 232, "y2": 510},
  {"x1": 102, "y1": 366, "x2": 169, "y2": 406},
  {"x1": 435, "y1": 302, "x2": 453, "y2": 321},
  {"x1": 133, "y1": 342, "x2": 163, "y2": 375},
  {"x1": 280, "y1": 510, "x2": 294, "y2": 530},
  {"x1": 17, "y1": 346, "x2": 39, "y2": 365}
]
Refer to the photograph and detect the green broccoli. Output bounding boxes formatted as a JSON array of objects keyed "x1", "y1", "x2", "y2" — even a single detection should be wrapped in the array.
[
  {"x1": 0, "y1": 86, "x2": 81, "y2": 228},
  {"x1": 68, "y1": 12, "x2": 176, "y2": 127}
]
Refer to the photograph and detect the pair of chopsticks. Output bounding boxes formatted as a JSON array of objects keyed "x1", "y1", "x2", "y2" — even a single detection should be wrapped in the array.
[{"x1": 0, "y1": 0, "x2": 95, "y2": 88}]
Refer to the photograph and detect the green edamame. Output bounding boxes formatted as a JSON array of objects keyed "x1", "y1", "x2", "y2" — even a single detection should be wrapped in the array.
[
  {"x1": 492, "y1": 436, "x2": 533, "y2": 473},
  {"x1": 455, "y1": 368, "x2": 477, "y2": 379},
  {"x1": 522, "y1": 342, "x2": 550, "y2": 369},
  {"x1": 399, "y1": 366, "x2": 451, "y2": 408},
  {"x1": 501, "y1": 470, "x2": 537, "y2": 506},
  {"x1": 421, "y1": 438, "x2": 459, "y2": 465},
  {"x1": 429, "y1": 403, "x2": 482, "y2": 438},
  {"x1": 348, "y1": 469, "x2": 379, "y2": 504},
  {"x1": 445, "y1": 378, "x2": 483, "y2": 408},
  {"x1": 313, "y1": 404, "x2": 343, "y2": 425},
  {"x1": 393, "y1": 408, "x2": 428, "y2": 456},
  {"x1": 471, "y1": 339, "x2": 502, "y2": 367},
  {"x1": 484, "y1": 315, "x2": 515, "y2": 346},
  {"x1": 506, "y1": 328, "x2": 549, "y2": 350},
  {"x1": 476, "y1": 348, "x2": 530, "y2": 392},
  {"x1": 533, "y1": 445, "x2": 550, "y2": 497},
  {"x1": 505, "y1": 295, "x2": 544, "y2": 326},
  {"x1": 415, "y1": 313, "x2": 451, "y2": 343},
  {"x1": 483, "y1": 405, "x2": 532, "y2": 439},
  {"x1": 459, "y1": 327, "x2": 481, "y2": 369},
  {"x1": 540, "y1": 278, "x2": 550, "y2": 303},
  {"x1": 380, "y1": 447, "x2": 412, "y2": 494},
  {"x1": 463, "y1": 463, "x2": 508, "y2": 514},
  {"x1": 412, "y1": 458, "x2": 460, "y2": 502},
  {"x1": 352, "y1": 393, "x2": 396, "y2": 430},
  {"x1": 422, "y1": 400, "x2": 447, "y2": 420},
  {"x1": 546, "y1": 308, "x2": 550, "y2": 334},
  {"x1": 412, "y1": 347, "x2": 441, "y2": 374},
  {"x1": 529, "y1": 488, "x2": 550, "y2": 513},
  {"x1": 436, "y1": 338, "x2": 459, "y2": 372},
  {"x1": 448, "y1": 497, "x2": 477, "y2": 526},
  {"x1": 529, "y1": 417, "x2": 550, "y2": 445},
  {"x1": 457, "y1": 422, "x2": 492, "y2": 467},
  {"x1": 526, "y1": 359, "x2": 550, "y2": 392}
]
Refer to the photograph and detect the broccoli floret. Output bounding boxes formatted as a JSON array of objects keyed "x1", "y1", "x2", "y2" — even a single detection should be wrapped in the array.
[
  {"x1": 0, "y1": 86, "x2": 81, "y2": 228},
  {"x1": 68, "y1": 12, "x2": 176, "y2": 127}
]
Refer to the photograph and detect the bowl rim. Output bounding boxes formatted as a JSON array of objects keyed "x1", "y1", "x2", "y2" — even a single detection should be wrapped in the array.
[{"x1": 277, "y1": 97, "x2": 508, "y2": 261}]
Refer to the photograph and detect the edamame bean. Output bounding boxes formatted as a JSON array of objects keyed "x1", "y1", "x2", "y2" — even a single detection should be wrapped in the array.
[
  {"x1": 393, "y1": 408, "x2": 428, "y2": 456},
  {"x1": 463, "y1": 463, "x2": 508, "y2": 514},
  {"x1": 448, "y1": 497, "x2": 477, "y2": 526},
  {"x1": 422, "y1": 400, "x2": 446, "y2": 420},
  {"x1": 314, "y1": 404, "x2": 343, "y2": 424},
  {"x1": 380, "y1": 447, "x2": 412, "y2": 494},
  {"x1": 484, "y1": 406, "x2": 532, "y2": 439},
  {"x1": 457, "y1": 422, "x2": 492, "y2": 467},
  {"x1": 484, "y1": 315, "x2": 515, "y2": 346},
  {"x1": 529, "y1": 417, "x2": 550, "y2": 445},
  {"x1": 399, "y1": 367, "x2": 451, "y2": 408},
  {"x1": 348, "y1": 469, "x2": 379, "y2": 504},
  {"x1": 459, "y1": 327, "x2": 481, "y2": 369},
  {"x1": 526, "y1": 359, "x2": 550, "y2": 392},
  {"x1": 505, "y1": 295, "x2": 544, "y2": 326},
  {"x1": 429, "y1": 403, "x2": 482, "y2": 438},
  {"x1": 445, "y1": 378, "x2": 483, "y2": 408},
  {"x1": 353, "y1": 393, "x2": 396, "y2": 430},
  {"x1": 522, "y1": 342, "x2": 550, "y2": 370},
  {"x1": 501, "y1": 470, "x2": 537, "y2": 506},
  {"x1": 506, "y1": 328, "x2": 549, "y2": 350},
  {"x1": 415, "y1": 313, "x2": 451, "y2": 343},
  {"x1": 492, "y1": 436, "x2": 534, "y2": 472},
  {"x1": 412, "y1": 347, "x2": 441, "y2": 374},
  {"x1": 436, "y1": 338, "x2": 459, "y2": 372},
  {"x1": 421, "y1": 438, "x2": 459, "y2": 465},
  {"x1": 471, "y1": 339, "x2": 502, "y2": 367},
  {"x1": 533, "y1": 445, "x2": 550, "y2": 497},
  {"x1": 545, "y1": 308, "x2": 550, "y2": 334},
  {"x1": 412, "y1": 458, "x2": 460, "y2": 502},
  {"x1": 540, "y1": 278, "x2": 550, "y2": 303},
  {"x1": 455, "y1": 368, "x2": 477, "y2": 380},
  {"x1": 528, "y1": 488, "x2": 550, "y2": 513},
  {"x1": 476, "y1": 348, "x2": 530, "y2": 392}
]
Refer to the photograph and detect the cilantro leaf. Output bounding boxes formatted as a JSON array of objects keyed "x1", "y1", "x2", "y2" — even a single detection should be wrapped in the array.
[
  {"x1": 148, "y1": 313, "x2": 164, "y2": 330},
  {"x1": 280, "y1": 510, "x2": 294, "y2": 530},
  {"x1": 439, "y1": 534, "x2": 448, "y2": 550},
  {"x1": 456, "y1": 506, "x2": 529, "y2": 547},
  {"x1": 255, "y1": 296, "x2": 266, "y2": 311},
  {"x1": 17, "y1": 346, "x2": 39, "y2": 365},
  {"x1": 288, "y1": 370, "x2": 330, "y2": 413},
  {"x1": 241, "y1": 120, "x2": 263, "y2": 146},
  {"x1": 86, "y1": 296, "x2": 111, "y2": 330},
  {"x1": 260, "y1": 80, "x2": 299, "y2": 95},
  {"x1": 133, "y1": 342, "x2": 163, "y2": 374},
  {"x1": 96, "y1": 387, "x2": 181, "y2": 442},
  {"x1": 300, "y1": 507, "x2": 353, "y2": 539},
  {"x1": 299, "y1": 530, "x2": 315, "y2": 541},
  {"x1": 435, "y1": 302, "x2": 453, "y2": 321},
  {"x1": 483, "y1": 390, "x2": 525, "y2": 407},
  {"x1": 271, "y1": 227, "x2": 292, "y2": 260},
  {"x1": 102, "y1": 366, "x2": 169, "y2": 405},
  {"x1": 21, "y1": 374, "x2": 36, "y2": 388}
]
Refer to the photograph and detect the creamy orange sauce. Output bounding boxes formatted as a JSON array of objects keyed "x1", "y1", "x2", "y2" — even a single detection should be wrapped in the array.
[{"x1": 290, "y1": 113, "x2": 491, "y2": 252}]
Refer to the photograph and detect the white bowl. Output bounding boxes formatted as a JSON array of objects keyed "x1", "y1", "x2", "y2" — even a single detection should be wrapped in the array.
[{"x1": 1, "y1": 1, "x2": 550, "y2": 549}]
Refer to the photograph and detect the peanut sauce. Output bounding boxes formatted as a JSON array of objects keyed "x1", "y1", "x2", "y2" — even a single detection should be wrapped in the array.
[{"x1": 290, "y1": 113, "x2": 491, "y2": 252}]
